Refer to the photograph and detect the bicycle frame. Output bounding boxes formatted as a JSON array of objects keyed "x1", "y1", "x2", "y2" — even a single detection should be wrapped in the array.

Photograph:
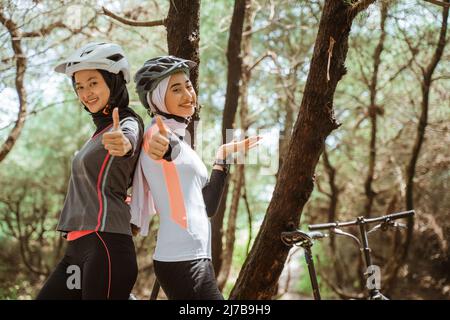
[
  {"x1": 281, "y1": 210, "x2": 415, "y2": 300},
  {"x1": 281, "y1": 230, "x2": 325, "y2": 300}
]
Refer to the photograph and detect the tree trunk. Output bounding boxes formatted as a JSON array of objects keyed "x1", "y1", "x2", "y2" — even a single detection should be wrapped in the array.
[
  {"x1": 166, "y1": 0, "x2": 201, "y2": 148},
  {"x1": 243, "y1": 175, "x2": 253, "y2": 255},
  {"x1": 0, "y1": 11, "x2": 28, "y2": 163},
  {"x1": 211, "y1": 0, "x2": 250, "y2": 276},
  {"x1": 229, "y1": 0, "x2": 376, "y2": 300},
  {"x1": 217, "y1": 164, "x2": 244, "y2": 290},
  {"x1": 278, "y1": 89, "x2": 296, "y2": 175},
  {"x1": 405, "y1": 0, "x2": 448, "y2": 230},
  {"x1": 321, "y1": 147, "x2": 346, "y2": 286},
  {"x1": 387, "y1": 0, "x2": 449, "y2": 294},
  {"x1": 216, "y1": 0, "x2": 255, "y2": 291},
  {"x1": 322, "y1": 148, "x2": 339, "y2": 250},
  {"x1": 364, "y1": 1, "x2": 388, "y2": 218}
]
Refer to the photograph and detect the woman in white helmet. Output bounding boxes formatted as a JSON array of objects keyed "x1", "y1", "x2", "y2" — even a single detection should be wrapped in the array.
[{"x1": 36, "y1": 42, "x2": 144, "y2": 300}]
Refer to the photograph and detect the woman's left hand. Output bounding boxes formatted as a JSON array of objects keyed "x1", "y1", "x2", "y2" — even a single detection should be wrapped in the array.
[
  {"x1": 215, "y1": 135, "x2": 262, "y2": 162},
  {"x1": 102, "y1": 108, "x2": 132, "y2": 157}
]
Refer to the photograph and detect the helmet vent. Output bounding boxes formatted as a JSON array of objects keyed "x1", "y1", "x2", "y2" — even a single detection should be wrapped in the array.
[
  {"x1": 80, "y1": 50, "x2": 93, "y2": 57},
  {"x1": 107, "y1": 53, "x2": 124, "y2": 62}
]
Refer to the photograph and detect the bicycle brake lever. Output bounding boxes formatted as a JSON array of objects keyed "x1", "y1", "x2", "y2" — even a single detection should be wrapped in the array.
[
  {"x1": 367, "y1": 224, "x2": 382, "y2": 235},
  {"x1": 368, "y1": 221, "x2": 407, "y2": 236},
  {"x1": 332, "y1": 228, "x2": 362, "y2": 248},
  {"x1": 393, "y1": 222, "x2": 407, "y2": 229}
]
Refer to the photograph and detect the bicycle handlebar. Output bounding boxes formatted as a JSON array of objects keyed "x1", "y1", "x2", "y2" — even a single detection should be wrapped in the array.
[{"x1": 308, "y1": 210, "x2": 415, "y2": 231}]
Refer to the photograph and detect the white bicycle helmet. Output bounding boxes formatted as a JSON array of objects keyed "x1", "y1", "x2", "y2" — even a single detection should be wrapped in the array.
[{"x1": 54, "y1": 42, "x2": 131, "y2": 83}]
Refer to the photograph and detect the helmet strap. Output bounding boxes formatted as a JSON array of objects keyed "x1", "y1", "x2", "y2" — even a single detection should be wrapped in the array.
[
  {"x1": 155, "y1": 110, "x2": 191, "y2": 125},
  {"x1": 102, "y1": 104, "x2": 111, "y2": 115},
  {"x1": 149, "y1": 100, "x2": 191, "y2": 124}
]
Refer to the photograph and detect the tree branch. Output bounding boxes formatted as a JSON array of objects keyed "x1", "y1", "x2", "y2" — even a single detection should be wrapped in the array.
[
  {"x1": 242, "y1": 174, "x2": 253, "y2": 255},
  {"x1": 0, "y1": 99, "x2": 78, "y2": 131},
  {"x1": 22, "y1": 21, "x2": 67, "y2": 38},
  {"x1": 350, "y1": 0, "x2": 377, "y2": 15},
  {"x1": 102, "y1": 6, "x2": 166, "y2": 27},
  {"x1": 424, "y1": 0, "x2": 450, "y2": 7},
  {"x1": 0, "y1": 11, "x2": 27, "y2": 162},
  {"x1": 247, "y1": 52, "x2": 271, "y2": 72},
  {"x1": 316, "y1": 256, "x2": 366, "y2": 300}
]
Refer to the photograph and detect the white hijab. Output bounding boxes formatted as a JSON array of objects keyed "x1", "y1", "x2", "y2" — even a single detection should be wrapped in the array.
[
  {"x1": 146, "y1": 75, "x2": 189, "y2": 137},
  {"x1": 131, "y1": 75, "x2": 192, "y2": 236}
]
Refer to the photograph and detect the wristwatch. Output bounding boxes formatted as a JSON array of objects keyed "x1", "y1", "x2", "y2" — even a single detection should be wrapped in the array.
[{"x1": 213, "y1": 158, "x2": 231, "y2": 175}]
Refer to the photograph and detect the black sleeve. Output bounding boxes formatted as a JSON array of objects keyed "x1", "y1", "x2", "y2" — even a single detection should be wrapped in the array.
[
  {"x1": 202, "y1": 168, "x2": 228, "y2": 218},
  {"x1": 162, "y1": 133, "x2": 181, "y2": 162}
]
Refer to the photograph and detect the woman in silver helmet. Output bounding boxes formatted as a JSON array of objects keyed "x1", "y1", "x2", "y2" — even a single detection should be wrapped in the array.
[{"x1": 130, "y1": 56, "x2": 260, "y2": 300}]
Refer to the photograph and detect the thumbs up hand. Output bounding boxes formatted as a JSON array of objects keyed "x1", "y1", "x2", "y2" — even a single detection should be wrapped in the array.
[
  {"x1": 156, "y1": 116, "x2": 169, "y2": 138},
  {"x1": 144, "y1": 116, "x2": 170, "y2": 160},
  {"x1": 102, "y1": 107, "x2": 132, "y2": 157}
]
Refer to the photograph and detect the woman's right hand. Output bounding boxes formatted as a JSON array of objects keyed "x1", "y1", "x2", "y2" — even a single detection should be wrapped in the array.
[{"x1": 144, "y1": 116, "x2": 170, "y2": 160}]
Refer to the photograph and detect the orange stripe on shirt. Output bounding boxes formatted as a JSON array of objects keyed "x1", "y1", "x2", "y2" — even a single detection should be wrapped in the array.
[
  {"x1": 161, "y1": 160, "x2": 187, "y2": 229},
  {"x1": 144, "y1": 124, "x2": 187, "y2": 229}
]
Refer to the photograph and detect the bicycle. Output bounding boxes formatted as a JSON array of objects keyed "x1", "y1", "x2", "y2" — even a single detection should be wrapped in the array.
[{"x1": 281, "y1": 210, "x2": 415, "y2": 300}]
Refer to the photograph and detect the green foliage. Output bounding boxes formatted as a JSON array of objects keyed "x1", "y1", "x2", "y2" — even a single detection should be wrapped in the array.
[{"x1": 0, "y1": 0, "x2": 448, "y2": 299}]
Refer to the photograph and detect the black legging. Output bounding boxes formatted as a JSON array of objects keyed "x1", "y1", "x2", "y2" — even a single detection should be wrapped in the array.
[
  {"x1": 36, "y1": 232, "x2": 137, "y2": 300},
  {"x1": 154, "y1": 258, "x2": 224, "y2": 300}
]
